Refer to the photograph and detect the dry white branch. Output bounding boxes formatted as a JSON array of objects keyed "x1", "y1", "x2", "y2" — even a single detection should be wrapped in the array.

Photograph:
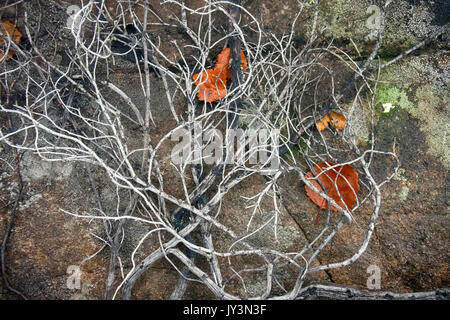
[{"x1": 1, "y1": 0, "x2": 439, "y2": 300}]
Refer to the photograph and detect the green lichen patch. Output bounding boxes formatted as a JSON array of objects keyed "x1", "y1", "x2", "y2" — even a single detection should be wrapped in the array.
[
  {"x1": 393, "y1": 167, "x2": 407, "y2": 183},
  {"x1": 398, "y1": 185, "x2": 410, "y2": 202},
  {"x1": 393, "y1": 168, "x2": 411, "y2": 202},
  {"x1": 413, "y1": 85, "x2": 450, "y2": 169},
  {"x1": 375, "y1": 54, "x2": 450, "y2": 168},
  {"x1": 306, "y1": 0, "x2": 445, "y2": 57},
  {"x1": 374, "y1": 84, "x2": 415, "y2": 117}
]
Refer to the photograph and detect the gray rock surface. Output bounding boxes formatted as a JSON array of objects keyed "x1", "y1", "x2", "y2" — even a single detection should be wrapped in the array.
[{"x1": 0, "y1": 0, "x2": 448, "y2": 299}]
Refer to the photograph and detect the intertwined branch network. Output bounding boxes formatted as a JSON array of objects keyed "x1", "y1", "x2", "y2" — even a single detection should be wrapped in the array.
[{"x1": 1, "y1": 0, "x2": 445, "y2": 300}]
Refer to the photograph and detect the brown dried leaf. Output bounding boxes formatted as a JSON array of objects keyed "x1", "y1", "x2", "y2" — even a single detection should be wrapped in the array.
[
  {"x1": 316, "y1": 111, "x2": 346, "y2": 131},
  {"x1": 329, "y1": 111, "x2": 346, "y2": 130},
  {"x1": 316, "y1": 114, "x2": 331, "y2": 131},
  {"x1": 192, "y1": 68, "x2": 227, "y2": 103},
  {"x1": 0, "y1": 21, "x2": 22, "y2": 61},
  {"x1": 305, "y1": 161, "x2": 360, "y2": 214},
  {"x1": 193, "y1": 48, "x2": 248, "y2": 102}
]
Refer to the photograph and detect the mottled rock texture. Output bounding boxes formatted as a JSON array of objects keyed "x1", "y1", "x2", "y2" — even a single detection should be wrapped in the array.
[{"x1": 0, "y1": 0, "x2": 448, "y2": 299}]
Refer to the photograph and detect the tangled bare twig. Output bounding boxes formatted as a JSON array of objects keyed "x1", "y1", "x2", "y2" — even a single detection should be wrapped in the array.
[{"x1": 0, "y1": 0, "x2": 445, "y2": 300}]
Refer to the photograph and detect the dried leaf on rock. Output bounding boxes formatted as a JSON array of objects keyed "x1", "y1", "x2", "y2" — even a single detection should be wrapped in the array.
[
  {"x1": 214, "y1": 47, "x2": 248, "y2": 80},
  {"x1": 316, "y1": 113, "x2": 331, "y2": 132},
  {"x1": 192, "y1": 69, "x2": 227, "y2": 103},
  {"x1": 214, "y1": 47, "x2": 232, "y2": 80},
  {"x1": 316, "y1": 111, "x2": 346, "y2": 131},
  {"x1": 192, "y1": 48, "x2": 247, "y2": 102},
  {"x1": 305, "y1": 161, "x2": 359, "y2": 213},
  {"x1": 0, "y1": 21, "x2": 21, "y2": 61},
  {"x1": 329, "y1": 111, "x2": 346, "y2": 130}
]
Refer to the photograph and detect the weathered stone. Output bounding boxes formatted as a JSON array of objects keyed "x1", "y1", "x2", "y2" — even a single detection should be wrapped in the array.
[{"x1": 1, "y1": 0, "x2": 448, "y2": 300}]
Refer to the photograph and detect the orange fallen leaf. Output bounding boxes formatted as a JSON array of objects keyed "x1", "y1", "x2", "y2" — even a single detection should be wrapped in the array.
[
  {"x1": 0, "y1": 21, "x2": 22, "y2": 61},
  {"x1": 240, "y1": 50, "x2": 248, "y2": 73},
  {"x1": 305, "y1": 161, "x2": 359, "y2": 223},
  {"x1": 192, "y1": 47, "x2": 247, "y2": 102},
  {"x1": 316, "y1": 111, "x2": 346, "y2": 131},
  {"x1": 192, "y1": 68, "x2": 227, "y2": 103},
  {"x1": 316, "y1": 113, "x2": 331, "y2": 131},
  {"x1": 214, "y1": 48, "x2": 247, "y2": 80},
  {"x1": 214, "y1": 47, "x2": 232, "y2": 80},
  {"x1": 329, "y1": 111, "x2": 346, "y2": 130}
]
